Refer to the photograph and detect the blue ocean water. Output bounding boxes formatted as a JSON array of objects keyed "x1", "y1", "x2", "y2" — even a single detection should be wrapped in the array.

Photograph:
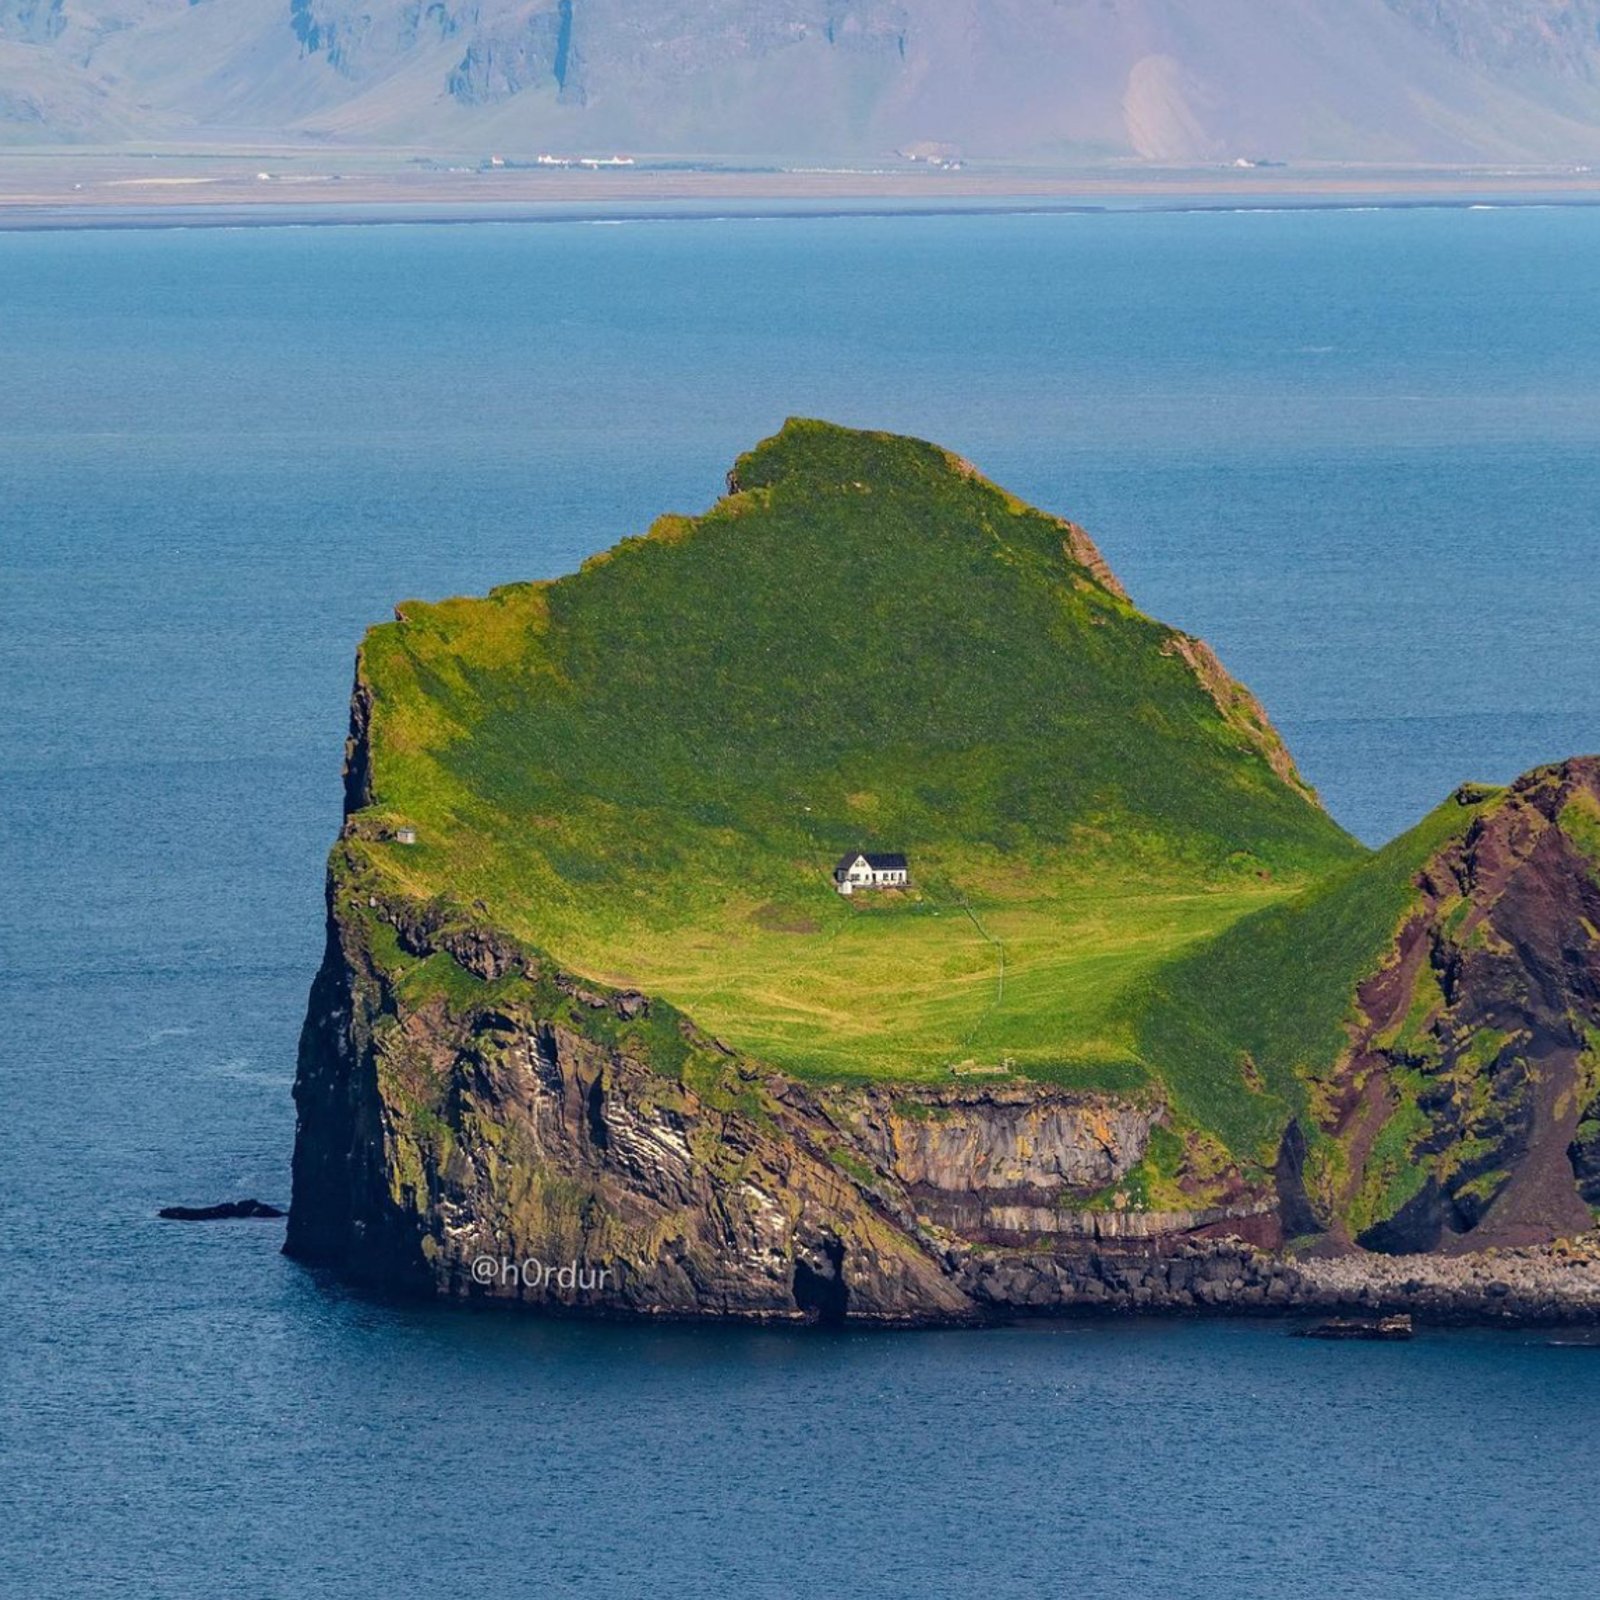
[{"x1": 3, "y1": 206, "x2": 1600, "y2": 1598}]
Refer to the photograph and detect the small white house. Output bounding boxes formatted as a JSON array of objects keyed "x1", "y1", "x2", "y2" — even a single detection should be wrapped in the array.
[{"x1": 833, "y1": 852, "x2": 909, "y2": 895}]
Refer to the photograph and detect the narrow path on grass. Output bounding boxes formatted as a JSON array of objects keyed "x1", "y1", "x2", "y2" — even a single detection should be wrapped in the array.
[{"x1": 957, "y1": 897, "x2": 1006, "y2": 1051}]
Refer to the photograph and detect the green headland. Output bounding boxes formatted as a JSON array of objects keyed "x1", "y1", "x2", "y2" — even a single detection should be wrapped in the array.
[{"x1": 345, "y1": 419, "x2": 1383, "y2": 1103}]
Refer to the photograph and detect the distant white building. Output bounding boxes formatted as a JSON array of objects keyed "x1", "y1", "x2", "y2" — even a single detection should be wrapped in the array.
[{"x1": 833, "y1": 852, "x2": 909, "y2": 895}]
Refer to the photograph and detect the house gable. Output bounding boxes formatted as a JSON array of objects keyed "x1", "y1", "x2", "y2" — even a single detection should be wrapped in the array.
[{"x1": 833, "y1": 850, "x2": 910, "y2": 892}]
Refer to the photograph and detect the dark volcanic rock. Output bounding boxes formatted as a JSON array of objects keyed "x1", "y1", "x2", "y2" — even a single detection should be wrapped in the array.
[
  {"x1": 1324, "y1": 759, "x2": 1600, "y2": 1254},
  {"x1": 1274, "y1": 1118, "x2": 1325, "y2": 1240},
  {"x1": 160, "y1": 1199, "x2": 285, "y2": 1221},
  {"x1": 1356, "y1": 1177, "x2": 1452, "y2": 1254},
  {"x1": 1571, "y1": 1118, "x2": 1600, "y2": 1206},
  {"x1": 1296, "y1": 1314, "x2": 1414, "y2": 1341}
]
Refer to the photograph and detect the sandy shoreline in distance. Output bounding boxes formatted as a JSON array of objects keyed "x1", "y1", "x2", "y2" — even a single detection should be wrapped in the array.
[{"x1": 4, "y1": 153, "x2": 1600, "y2": 229}]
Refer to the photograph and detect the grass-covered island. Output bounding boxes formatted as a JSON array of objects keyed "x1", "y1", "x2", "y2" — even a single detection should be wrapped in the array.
[{"x1": 288, "y1": 421, "x2": 1600, "y2": 1324}]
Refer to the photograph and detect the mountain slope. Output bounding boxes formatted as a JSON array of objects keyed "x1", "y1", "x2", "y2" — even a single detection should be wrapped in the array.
[
  {"x1": 11, "y1": 0, "x2": 1600, "y2": 161},
  {"x1": 1135, "y1": 760, "x2": 1600, "y2": 1247},
  {"x1": 347, "y1": 419, "x2": 1360, "y2": 1084}
]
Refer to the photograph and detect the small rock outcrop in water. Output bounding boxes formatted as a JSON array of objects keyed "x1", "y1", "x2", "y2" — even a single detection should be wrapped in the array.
[
  {"x1": 1296, "y1": 1314, "x2": 1415, "y2": 1341},
  {"x1": 159, "y1": 1199, "x2": 285, "y2": 1221}
]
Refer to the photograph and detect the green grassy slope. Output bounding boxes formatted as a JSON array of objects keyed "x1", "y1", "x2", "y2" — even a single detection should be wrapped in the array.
[
  {"x1": 350, "y1": 419, "x2": 1366, "y2": 1096},
  {"x1": 1128, "y1": 791, "x2": 1494, "y2": 1163}
]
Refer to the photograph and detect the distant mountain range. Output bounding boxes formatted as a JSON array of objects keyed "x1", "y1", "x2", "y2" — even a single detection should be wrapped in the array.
[{"x1": 8, "y1": 0, "x2": 1600, "y2": 162}]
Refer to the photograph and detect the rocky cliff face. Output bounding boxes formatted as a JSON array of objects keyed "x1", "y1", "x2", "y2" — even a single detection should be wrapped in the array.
[
  {"x1": 1308, "y1": 761, "x2": 1600, "y2": 1255},
  {"x1": 850, "y1": 1087, "x2": 1155, "y2": 1212},
  {"x1": 287, "y1": 836, "x2": 1222, "y2": 1320},
  {"x1": 288, "y1": 764, "x2": 1298, "y2": 1321},
  {"x1": 287, "y1": 846, "x2": 971, "y2": 1321}
]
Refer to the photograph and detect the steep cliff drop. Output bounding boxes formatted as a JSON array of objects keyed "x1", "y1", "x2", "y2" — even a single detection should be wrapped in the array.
[{"x1": 1316, "y1": 763, "x2": 1600, "y2": 1255}]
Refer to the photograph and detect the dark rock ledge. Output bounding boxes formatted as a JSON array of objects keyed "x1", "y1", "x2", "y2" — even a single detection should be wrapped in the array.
[
  {"x1": 954, "y1": 1234, "x2": 1600, "y2": 1327},
  {"x1": 159, "y1": 1199, "x2": 285, "y2": 1222}
]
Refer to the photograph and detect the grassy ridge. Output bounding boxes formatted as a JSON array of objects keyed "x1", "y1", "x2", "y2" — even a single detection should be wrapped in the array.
[
  {"x1": 351, "y1": 419, "x2": 1376, "y2": 1128},
  {"x1": 1129, "y1": 791, "x2": 1492, "y2": 1160}
]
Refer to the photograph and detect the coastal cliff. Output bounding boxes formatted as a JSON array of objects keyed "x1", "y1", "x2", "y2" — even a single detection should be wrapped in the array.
[
  {"x1": 1311, "y1": 763, "x2": 1600, "y2": 1255},
  {"x1": 286, "y1": 423, "x2": 1600, "y2": 1324},
  {"x1": 288, "y1": 849, "x2": 971, "y2": 1321},
  {"x1": 287, "y1": 838, "x2": 1249, "y2": 1319}
]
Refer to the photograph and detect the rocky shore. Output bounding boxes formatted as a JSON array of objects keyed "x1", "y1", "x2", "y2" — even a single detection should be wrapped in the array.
[{"x1": 958, "y1": 1234, "x2": 1600, "y2": 1326}]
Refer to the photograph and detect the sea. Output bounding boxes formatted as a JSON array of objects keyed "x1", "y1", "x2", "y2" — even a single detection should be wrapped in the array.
[{"x1": 4, "y1": 204, "x2": 1600, "y2": 1597}]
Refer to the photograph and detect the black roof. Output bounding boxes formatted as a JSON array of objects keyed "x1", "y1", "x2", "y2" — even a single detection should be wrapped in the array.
[{"x1": 835, "y1": 851, "x2": 908, "y2": 872}]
